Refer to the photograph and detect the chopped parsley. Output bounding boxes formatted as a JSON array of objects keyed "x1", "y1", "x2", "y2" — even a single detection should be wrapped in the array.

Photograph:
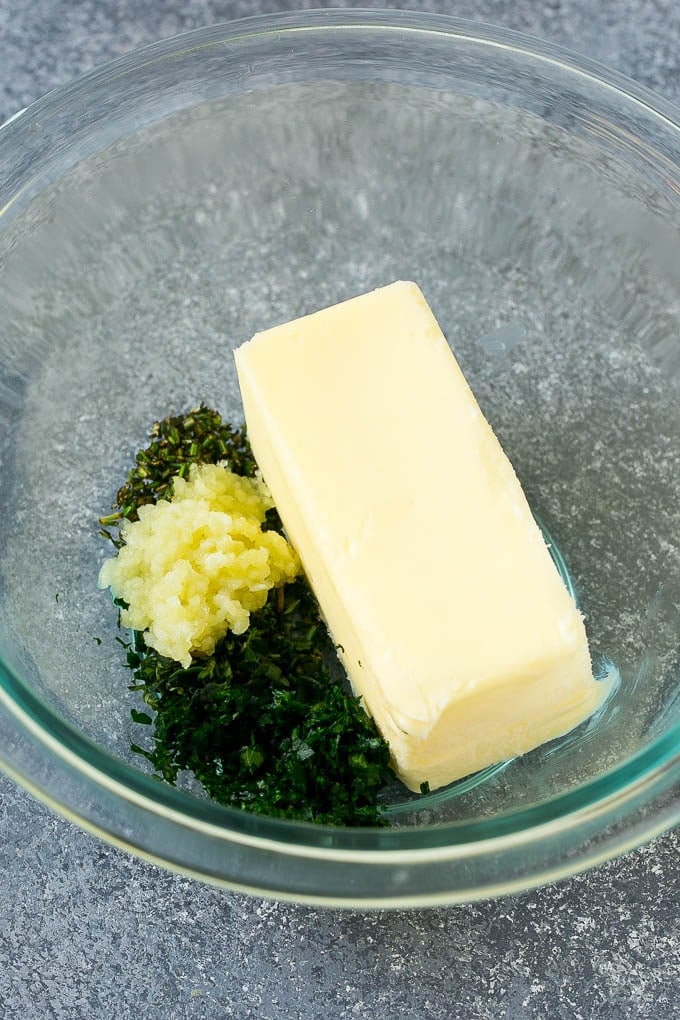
[{"x1": 100, "y1": 406, "x2": 393, "y2": 826}]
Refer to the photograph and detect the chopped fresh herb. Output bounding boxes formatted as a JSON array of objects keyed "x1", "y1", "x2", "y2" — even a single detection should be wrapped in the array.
[
  {"x1": 130, "y1": 708, "x2": 153, "y2": 725},
  {"x1": 101, "y1": 406, "x2": 393, "y2": 826},
  {"x1": 419, "y1": 781, "x2": 430, "y2": 795},
  {"x1": 99, "y1": 405, "x2": 258, "y2": 546},
  {"x1": 123, "y1": 578, "x2": 390, "y2": 825},
  {"x1": 93, "y1": 636, "x2": 102, "y2": 646}
]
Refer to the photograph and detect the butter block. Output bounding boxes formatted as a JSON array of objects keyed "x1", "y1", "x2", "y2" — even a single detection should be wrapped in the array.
[{"x1": 234, "y1": 281, "x2": 607, "y2": 792}]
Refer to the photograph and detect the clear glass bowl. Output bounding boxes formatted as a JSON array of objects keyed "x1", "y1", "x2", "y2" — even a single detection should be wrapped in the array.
[{"x1": 0, "y1": 11, "x2": 678, "y2": 907}]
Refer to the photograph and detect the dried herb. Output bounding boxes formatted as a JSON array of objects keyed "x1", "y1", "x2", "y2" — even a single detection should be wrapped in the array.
[{"x1": 101, "y1": 406, "x2": 392, "y2": 826}]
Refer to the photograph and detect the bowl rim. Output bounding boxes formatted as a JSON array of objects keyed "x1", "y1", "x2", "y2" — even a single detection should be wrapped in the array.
[
  {"x1": 1, "y1": 8, "x2": 678, "y2": 872},
  {"x1": 3, "y1": 7, "x2": 680, "y2": 133},
  {"x1": 1, "y1": 661, "x2": 678, "y2": 861}
]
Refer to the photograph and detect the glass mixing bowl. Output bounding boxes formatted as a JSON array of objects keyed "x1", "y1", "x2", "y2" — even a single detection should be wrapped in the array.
[{"x1": 0, "y1": 11, "x2": 678, "y2": 907}]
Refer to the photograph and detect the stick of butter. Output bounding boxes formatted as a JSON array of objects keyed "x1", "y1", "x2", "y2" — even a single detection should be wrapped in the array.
[{"x1": 234, "y1": 281, "x2": 608, "y2": 792}]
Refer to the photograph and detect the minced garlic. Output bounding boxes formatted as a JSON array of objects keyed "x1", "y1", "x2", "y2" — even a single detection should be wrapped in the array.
[{"x1": 98, "y1": 462, "x2": 300, "y2": 667}]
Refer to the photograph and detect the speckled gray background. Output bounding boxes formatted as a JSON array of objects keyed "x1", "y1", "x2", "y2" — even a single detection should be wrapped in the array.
[{"x1": 1, "y1": 2, "x2": 679, "y2": 1018}]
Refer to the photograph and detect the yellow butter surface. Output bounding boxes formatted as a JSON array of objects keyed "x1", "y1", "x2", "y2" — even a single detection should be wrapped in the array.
[{"x1": 235, "y1": 282, "x2": 606, "y2": 791}]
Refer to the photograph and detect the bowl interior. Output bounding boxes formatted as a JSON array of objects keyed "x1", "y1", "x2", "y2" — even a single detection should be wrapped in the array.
[{"x1": 1, "y1": 24, "x2": 679, "y2": 837}]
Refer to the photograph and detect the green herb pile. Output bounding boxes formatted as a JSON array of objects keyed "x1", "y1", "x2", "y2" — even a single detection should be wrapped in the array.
[{"x1": 100, "y1": 406, "x2": 392, "y2": 826}]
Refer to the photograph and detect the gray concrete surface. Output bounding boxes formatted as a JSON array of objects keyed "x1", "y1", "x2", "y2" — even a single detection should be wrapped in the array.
[{"x1": 1, "y1": 2, "x2": 679, "y2": 1017}]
